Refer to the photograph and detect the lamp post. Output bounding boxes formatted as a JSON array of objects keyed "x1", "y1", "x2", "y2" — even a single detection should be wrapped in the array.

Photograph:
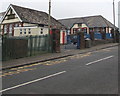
[{"x1": 113, "y1": 0, "x2": 116, "y2": 42}]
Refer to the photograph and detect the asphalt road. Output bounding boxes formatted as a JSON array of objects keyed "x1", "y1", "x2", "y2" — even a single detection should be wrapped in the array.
[{"x1": 1, "y1": 46, "x2": 118, "y2": 94}]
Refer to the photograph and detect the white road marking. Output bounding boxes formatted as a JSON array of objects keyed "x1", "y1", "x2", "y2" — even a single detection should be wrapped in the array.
[
  {"x1": 86, "y1": 55, "x2": 114, "y2": 66},
  {"x1": 0, "y1": 71, "x2": 66, "y2": 93}
]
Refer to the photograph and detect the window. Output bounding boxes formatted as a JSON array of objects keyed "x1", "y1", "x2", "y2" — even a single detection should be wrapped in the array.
[
  {"x1": 10, "y1": 9, "x2": 12, "y2": 14},
  {"x1": 28, "y1": 29, "x2": 31, "y2": 34},
  {"x1": 24, "y1": 29, "x2": 26, "y2": 34},
  {"x1": 7, "y1": 14, "x2": 15, "y2": 20},
  {"x1": 94, "y1": 28, "x2": 98, "y2": 33},
  {"x1": 20, "y1": 29, "x2": 22, "y2": 34},
  {"x1": 4, "y1": 25, "x2": 7, "y2": 34},
  {"x1": 40, "y1": 28, "x2": 43, "y2": 34},
  {"x1": 15, "y1": 23, "x2": 19, "y2": 27},
  {"x1": 89, "y1": 28, "x2": 93, "y2": 32},
  {"x1": 9, "y1": 24, "x2": 12, "y2": 34},
  {"x1": 78, "y1": 23, "x2": 82, "y2": 27},
  {"x1": 103, "y1": 27, "x2": 106, "y2": 32}
]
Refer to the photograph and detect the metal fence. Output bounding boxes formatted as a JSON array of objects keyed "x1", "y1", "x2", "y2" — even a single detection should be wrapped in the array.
[
  {"x1": 2, "y1": 35, "x2": 50, "y2": 61},
  {"x1": 28, "y1": 35, "x2": 49, "y2": 56}
]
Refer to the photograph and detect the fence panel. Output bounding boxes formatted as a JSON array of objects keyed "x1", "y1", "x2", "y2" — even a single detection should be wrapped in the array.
[
  {"x1": 106, "y1": 33, "x2": 112, "y2": 39},
  {"x1": 94, "y1": 33, "x2": 102, "y2": 39},
  {"x1": 27, "y1": 35, "x2": 49, "y2": 57},
  {"x1": 2, "y1": 36, "x2": 28, "y2": 61},
  {"x1": 2, "y1": 35, "x2": 49, "y2": 61}
]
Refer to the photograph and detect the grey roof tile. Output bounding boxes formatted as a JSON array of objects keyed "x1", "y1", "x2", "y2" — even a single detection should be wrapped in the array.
[
  {"x1": 58, "y1": 15, "x2": 116, "y2": 29},
  {"x1": 11, "y1": 4, "x2": 64, "y2": 28}
]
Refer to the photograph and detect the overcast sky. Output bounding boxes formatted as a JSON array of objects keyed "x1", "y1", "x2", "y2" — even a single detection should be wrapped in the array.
[{"x1": 0, "y1": 0, "x2": 119, "y2": 26}]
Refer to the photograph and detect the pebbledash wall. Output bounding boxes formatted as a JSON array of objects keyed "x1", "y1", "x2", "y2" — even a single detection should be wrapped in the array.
[
  {"x1": 118, "y1": 1, "x2": 120, "y2": 31},
  {"x1": 14, "y1": 26, "x2": 49, "y2": 36}
]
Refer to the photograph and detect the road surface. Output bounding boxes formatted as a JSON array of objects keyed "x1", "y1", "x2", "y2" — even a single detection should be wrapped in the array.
[{"x1": 1, "y1": 46, "x2": 118, "y2": 94}]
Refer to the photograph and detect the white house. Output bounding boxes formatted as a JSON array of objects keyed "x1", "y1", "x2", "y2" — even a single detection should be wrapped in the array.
[{"x1": 0, "y1": 4, "x2": 67, "y2": 44}]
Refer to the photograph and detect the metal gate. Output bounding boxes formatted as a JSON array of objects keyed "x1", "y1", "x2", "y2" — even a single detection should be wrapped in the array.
[{"x1": 64, "y1": 34, "x2": 78, "y2": 49}]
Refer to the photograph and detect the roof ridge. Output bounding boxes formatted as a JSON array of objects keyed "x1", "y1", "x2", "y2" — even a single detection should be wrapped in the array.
[
  {"x1": 101, "y1": 16, "x2": 109, "y2": 27},
  {"x1": 9, "y1": 4, "x2": 65, "y2": 28},
  {"x1": 101, "y1": 16, "x2": 117, "y2": 28},
  {"x1": 58, "y1": 15, "x2": 102, "y2": 21},
  {"x1": 11, "y1": 4, "x2": 47, "y2": 14}
]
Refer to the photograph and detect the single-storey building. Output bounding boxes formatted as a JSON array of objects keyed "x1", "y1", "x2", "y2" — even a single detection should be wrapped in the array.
[
  {"x1": 59, "y1": 15, "x2": 117, "y2": 37},
  {"x1": 0, "y1": 4, "x2": 67, "y2": 44}
]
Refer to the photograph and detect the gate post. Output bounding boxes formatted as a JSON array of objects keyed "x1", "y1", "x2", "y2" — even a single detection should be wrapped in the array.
[
  {"x1": 101, "y1": 28, "x2": 106, "y2": 40},
  {"x1": 51, "y1": 29, "x2": 60, "y2": 53},
  {"x1": 111, "y1": 29, "x2": 116, "y2": 43},
  {"x1": 77, "y1": 29, "x2": 85, "y2": 49},
  {"x1": 80, "y1": 31, "x2": 85, "y2": 49},
  {"x1": 115, "y1": 29, "x2": 119, "y2": 43}
]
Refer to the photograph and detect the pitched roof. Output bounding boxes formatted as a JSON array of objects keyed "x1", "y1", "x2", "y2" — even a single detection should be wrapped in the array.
[
  {"x1": 3, "y1": 4, "x2": 64, "y2": 28},
  {"x1": 0, "y1": 12, "x2": 5, "y2": 17},
  {"x1": 58, "y1": 15, "x2": 116, "y2": 29},
  {"x1": 0, "y1": 12, "x2": 5, "y2": 23}
]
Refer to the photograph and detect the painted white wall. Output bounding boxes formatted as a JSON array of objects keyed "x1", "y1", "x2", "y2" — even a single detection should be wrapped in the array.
[
  {"x1": 71, "y1": 23, "x2": 88, "y2": 34},
  {"x1": 71, "y1": 24, "x2": 78, "y2": 34},
  {"x1": 2, "y1": 7, "x2": 21, "y2": 24},
  {"x1": 23, "y1": 23, "x2": 38, "y2": 27},
  {"x1": 14, "y1": 26, "x2": 48, "y2": 36},
  {"x1": 60, "y1": 30, "x2": 67, "y2": 44},
  {"x1": 2, "y1": 18, "x2": 20, "y2": 24}
]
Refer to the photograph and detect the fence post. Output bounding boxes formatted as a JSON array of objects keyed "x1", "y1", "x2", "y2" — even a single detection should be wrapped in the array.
[
  {"x1": 2, "y1": 35, "x2": 4, "y2": 61},
  {"x1": 29, "y1": 35, "x2": 33, "y2": 56},
  {"x1": 2, "y1": 36, "x2": 6, "y2": 61},
  {"x1": 115, "y1": 29, "x2": 119, "y2": 43},
  {"x1": 34, "y1": 35, "x2": 37, "y2": 55},
  {"x1": 38, "y1": 36, "x2": 40, "y2": 52}
]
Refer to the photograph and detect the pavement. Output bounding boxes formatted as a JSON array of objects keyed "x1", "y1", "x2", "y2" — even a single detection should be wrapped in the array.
[{"x1": 1, "y1": 43, "x2": 119, "y2": 70}]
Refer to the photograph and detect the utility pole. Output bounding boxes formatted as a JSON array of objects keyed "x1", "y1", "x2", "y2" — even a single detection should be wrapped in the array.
[
  {"x1": 113, "y1": 0, "x2": 116, "y2": 42},
  {"x1": 48, "y1": 0, "x2": 52, "y2": 52},
  {"x1": 118, "y1": 1, "x2": 120, "y2": 32},
  {"x1": 48, "y1": 0, "x2": 51, "y2": 33}
]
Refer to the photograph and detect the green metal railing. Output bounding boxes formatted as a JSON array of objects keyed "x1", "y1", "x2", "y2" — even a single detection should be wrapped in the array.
[
  {"x1": 28, "y1": 35, "x2": 50, "y2": 56},
  {"x1": 2, "y1": 35, "x2": 50, "y2": 61}
]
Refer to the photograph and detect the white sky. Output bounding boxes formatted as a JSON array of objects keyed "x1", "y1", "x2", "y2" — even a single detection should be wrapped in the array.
[{"x1": 0, "y1": 0, "x2": 119, "y2": 27}]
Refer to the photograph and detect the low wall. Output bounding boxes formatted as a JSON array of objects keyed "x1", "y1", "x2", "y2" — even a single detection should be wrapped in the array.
[{"x1": 91, "y1": 39, "x2": 113, "y2": 46}]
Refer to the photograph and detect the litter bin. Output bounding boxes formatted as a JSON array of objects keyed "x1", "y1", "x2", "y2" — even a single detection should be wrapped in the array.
[{"x1": 85, "y1": 38, "x2": 91, "y2": 48}]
